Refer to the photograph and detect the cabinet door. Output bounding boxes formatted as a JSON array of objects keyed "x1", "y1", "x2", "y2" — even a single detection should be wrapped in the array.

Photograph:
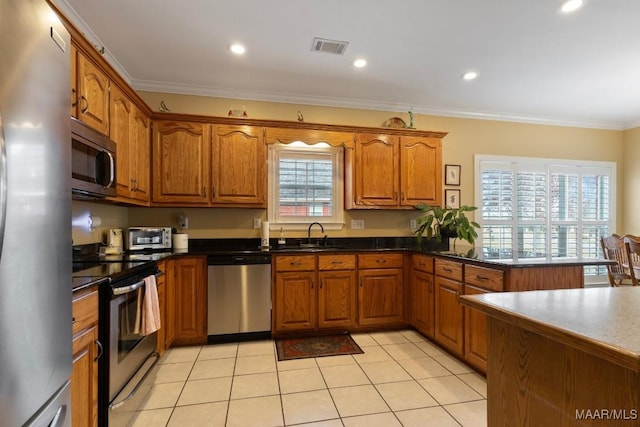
[
  {"x1": 173, "y1": 257, "x2": 207, "y2": 345},
  {"x1": 464, "y1": 285, "x2": 490, "y2": 372},
  {"x1": 275, "y1": 271, "x2": 316, "y2": 332},
  {"x1": 318, "y1": 270, "x2": 356, "y2": 328},
  {"x1": 351, "y1": 133, "x2": 399, "y2": 207},
  {"x1": 435, "y1": 276, "x2": 464, "y2": 356},
  {"x1": 71, "y1": 326, "x2": 99, "y2": 427},
  {"x1": 109, "y1": 85, "x2": 133, "y2": 199},
  {"x1": 152, "y1": 121, "x2": 211, "y2": 204},
  {"x1": 400, "y1": 136, "x2": 442, "y2": 207},
  {"x1": 130, "y1": 106, "x2": 151, "y2": 202},
  {"x1": 164, "y1": 259, "x2": 176, "y2": 348},
  {"x1": 77, "y1": 53, "x2": 110, "y2": 135},
  {"x1": 156, "y1": 281, "x2": 166, "y2": 357},
  {"x1": 211, "y1": 125, "x2": 266, "y2": 206},
  {"x1": 358, "y1": 268, "x2": 404, "y2": 326},
  {"x1": 412, "y1": 269, "x2": 435, "y2": 338}
]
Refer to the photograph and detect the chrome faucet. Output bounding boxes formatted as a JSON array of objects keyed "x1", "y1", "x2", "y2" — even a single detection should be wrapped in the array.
[{"x1": 307, "y1": 222, "x2": 325, "y2": 244}]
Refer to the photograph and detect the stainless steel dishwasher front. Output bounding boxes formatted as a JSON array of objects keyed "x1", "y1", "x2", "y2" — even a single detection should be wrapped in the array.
[{"x1": 207, "y1": 253, "x2": 272, "y2": 340}]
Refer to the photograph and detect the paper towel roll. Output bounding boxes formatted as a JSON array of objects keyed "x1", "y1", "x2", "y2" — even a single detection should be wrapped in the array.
[
  {"x1": 261, "y1": 221, "x2": 270, "y2": 248},
  {"x1": 172, "y1": 233, "x2": 189, "y2": 251}
]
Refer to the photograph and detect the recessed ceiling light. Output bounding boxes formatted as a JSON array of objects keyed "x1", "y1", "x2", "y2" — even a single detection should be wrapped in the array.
[
  {"x1": 462, "y1": 71, "x2": 478, "y2": 81},
  {"x1": 561, "y1": 0, "x2": 583, "y2": 13},
  {"x1": 353, "y1": 59, "x2": 367, "y2": 68},
  {"x1": 229, "y1": 44, "x2": 246, "y2": 55}
]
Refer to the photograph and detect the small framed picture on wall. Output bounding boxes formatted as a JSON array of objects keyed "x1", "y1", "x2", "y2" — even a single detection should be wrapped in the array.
[
  {"x1": 445, "y1": 164, "x2": 461, "y2": 186},
  {"x1": 445, "y1": 189, "x2": 461, "y2": 209}
]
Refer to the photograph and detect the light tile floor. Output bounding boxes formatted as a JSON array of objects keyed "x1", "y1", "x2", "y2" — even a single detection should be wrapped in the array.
[{"x1": 130, "y1": 330, "x2": 487, "y2": 426}]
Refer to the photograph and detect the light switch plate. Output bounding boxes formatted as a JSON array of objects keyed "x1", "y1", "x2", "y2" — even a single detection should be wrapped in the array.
[
  {"x1": 253, "y1": 217, "x2": 261, "y2": 229},
  {"x1": 351, "y1": 219, "x2": 364, "y2": 230},
  {"x1": 410, "y1": 219, "x2": 417, "y2": 230}
]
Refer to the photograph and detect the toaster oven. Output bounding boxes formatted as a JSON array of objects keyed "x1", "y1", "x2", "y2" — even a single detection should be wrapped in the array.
[{"x1": 127, "y1": 227, "x2": 172, "y2": 250}]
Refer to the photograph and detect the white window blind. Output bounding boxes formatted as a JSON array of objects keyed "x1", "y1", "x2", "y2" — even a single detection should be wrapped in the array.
[
  {"x1": 268, "y1": 143, "x2": 344, "y2": 229},
  {"x1": 475, "y1": 155, "x2": 615, "y2": 278}
]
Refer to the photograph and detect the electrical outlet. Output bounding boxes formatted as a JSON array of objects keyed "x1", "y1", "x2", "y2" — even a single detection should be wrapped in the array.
[
  {"x1": 253, "y1": 217, "x2": 262, "y2": 229},
  {"x1": 179, "y1": 213, "x2": 189, "y2": 229},
  {"x1": 351, "y1": 219, "x2": 364, "y2": 230},
  {"x1": 410, "y1": 219, "x2": 417, "y2": 230}
]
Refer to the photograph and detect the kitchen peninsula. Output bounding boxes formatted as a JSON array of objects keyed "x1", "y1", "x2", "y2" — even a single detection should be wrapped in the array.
[{"x1": 461, "y1": 287, "x2": 640, "y2": 426}]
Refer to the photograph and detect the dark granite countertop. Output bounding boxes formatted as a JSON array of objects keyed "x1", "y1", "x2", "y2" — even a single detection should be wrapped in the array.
[{"x1": 185, "y1": 237, "x2": 613, "y2": 268}]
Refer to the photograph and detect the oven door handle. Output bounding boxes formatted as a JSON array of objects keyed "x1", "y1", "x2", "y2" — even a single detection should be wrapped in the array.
[
  {"x1": 109, "y1": 352, "x2": 160, "y2": 411},
  {"x1": 111, "y1": 272, "x2": 163, "y2": 296}
]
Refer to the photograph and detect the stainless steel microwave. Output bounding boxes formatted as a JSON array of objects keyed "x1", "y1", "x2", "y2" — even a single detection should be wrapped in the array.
[
  {"x1": 71, "y1": 117, "x2": 116, "y2": 199},
  {"x1": 127, "y1": 227, "x2": 172, "y2": 250}
]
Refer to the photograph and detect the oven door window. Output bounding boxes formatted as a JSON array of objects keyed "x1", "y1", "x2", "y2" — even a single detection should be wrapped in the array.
[{"x1": 117, "y1": 290, "x2": 145, "y2": 362}]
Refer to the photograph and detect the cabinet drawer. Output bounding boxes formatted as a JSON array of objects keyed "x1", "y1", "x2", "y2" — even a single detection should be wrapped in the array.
[
  {"x1": 318, "y1": 254, "x2": 356, "y2": 270},
  {"x1": 465, "y1": 264, "x2": 504, "y2": 292},
  {"x1": 412, "y1": 254, "x2": 434, "y2": 273},
  {"x1": 358, "y1": 253, "x2": 404, "y2": 269},
  {"x1": 72, "y1": 289, "x2": 98, "y2": 336},
  {"x1": 275, "y1": 255, "x2": 316, "y2": 272},
  {"x1": 435, "y1": 259, "x2": 463, "y2": 281}
]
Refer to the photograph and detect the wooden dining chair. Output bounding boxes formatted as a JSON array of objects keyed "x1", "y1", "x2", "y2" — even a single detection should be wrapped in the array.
[
  {"x1": 622, "y1": 235, "x2": 640, "y2": 286},
  {"x1": 600, "y1": 234, "x2": 632, "y2": 286}
]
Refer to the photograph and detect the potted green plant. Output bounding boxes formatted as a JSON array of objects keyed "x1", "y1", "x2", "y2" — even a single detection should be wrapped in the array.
[{"x1": 414, "y1": 203, "x2": 481, "y2": 247}]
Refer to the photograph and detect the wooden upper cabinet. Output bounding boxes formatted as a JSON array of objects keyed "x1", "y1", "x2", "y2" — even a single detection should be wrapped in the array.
[
  {"x1": 346, "y1": 133, "x2": 443, "y2": 209},
  {"x1": 349, "y1": 133, "x2": 400, "y2": 208},
  {"x1": 109, "y1": 87, "x2": 151, "y2": 204},
  {"x1": 130, "y1": 106, "x2": 151, "y2": 201},
  {"x1": 109, "y1": 85, "x2": 133, "y2": 198},
  {"x1": 211, "y1": 125, "x2": 266, "y2": 207},
  {"x1": 400, "y1": 136, "x2": 442, "y2": 207},
  {"x1": 76, "y1": 51, "x2": 110, "y2": 135},
  {"x1": 152, "y1": 121, "x2": 211, "y2": 205}
]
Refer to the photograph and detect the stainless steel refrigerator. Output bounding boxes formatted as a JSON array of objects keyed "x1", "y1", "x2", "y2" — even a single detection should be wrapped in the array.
[{"x1": 0, "y1": 0, "x2": 72, "y2": 426}]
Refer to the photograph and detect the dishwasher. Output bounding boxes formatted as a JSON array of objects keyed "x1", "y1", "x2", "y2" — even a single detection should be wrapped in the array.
[{"x1": 207, "y1": 253, "x2": 272, "y2": 342}]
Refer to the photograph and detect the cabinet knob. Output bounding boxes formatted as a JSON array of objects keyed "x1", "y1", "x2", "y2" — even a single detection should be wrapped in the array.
[{"x1": 71, "y1": 88, "x2": 77, "y2": 107}]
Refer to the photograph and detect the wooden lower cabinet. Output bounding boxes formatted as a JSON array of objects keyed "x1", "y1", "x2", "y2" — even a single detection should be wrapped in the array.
[
  {"x1": 273, "y1": 254, "x2": 357, "y2": 333},
  {"x1": 318, "y1": 269, "x2": 356, "y2": 328},
  {"x1": 463, "y1": 285, "x2": 490, "y2": 371},
  {"x1": 274, "y1": 271, "x2": 316, "y2": 331},
  {"x1": 71, "y1": 288, "x2": 100, "y2": 427},
  {"x1": 357, "y1": 253, "x2": 404, "y2": 327},
  {"x1": 412, "y1": 268, "x2": 435, "y2": 338},
  {"x1": 434, "y1": 276, "x2": 464, "y2": 356},
  {"x1": 164, "y1": 259, "x2": 176, "y2": 348},
  {"x1": 156, "y1": 260, "x2": 168, "y2": 356},
  {"x1": 173, "y1": 256, "x2": 207, "y2": 345}
]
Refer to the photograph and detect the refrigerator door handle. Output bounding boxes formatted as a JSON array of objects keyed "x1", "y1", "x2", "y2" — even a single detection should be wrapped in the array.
[{"x1": 0, "y1": 114, "x2": 7, "y2": 260}]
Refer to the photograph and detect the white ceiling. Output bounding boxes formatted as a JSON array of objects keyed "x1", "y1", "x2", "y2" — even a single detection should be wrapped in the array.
[{"x1": 55, "y1": 0, "x2": 640, "y2": 130}]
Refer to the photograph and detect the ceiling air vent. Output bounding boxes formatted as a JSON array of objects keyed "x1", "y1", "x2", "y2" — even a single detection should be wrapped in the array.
[{"x1": 311, "y1": 38, "x2": 349, "y2": 55}]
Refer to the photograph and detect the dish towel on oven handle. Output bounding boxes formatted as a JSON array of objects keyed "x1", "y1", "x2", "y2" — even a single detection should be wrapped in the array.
[{"x1": 141, "y1": 274, "x2": 161, "y2": 335}]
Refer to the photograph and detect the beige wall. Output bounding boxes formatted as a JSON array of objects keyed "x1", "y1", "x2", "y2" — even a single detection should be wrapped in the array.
[
  {"x1": 138, "y1": 91, "x2": 624, "y2": 239},
  {"x1": 623, "y1": 126, "x2": 640, "y2": 233},
  {"x1": 72, "y1": 200, "x2": 128, "y2": 245}
]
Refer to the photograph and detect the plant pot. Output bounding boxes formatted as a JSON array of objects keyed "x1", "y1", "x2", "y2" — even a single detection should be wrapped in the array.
[{"x1": 440, "y1": 225, "x2": 458, "y2": 239}]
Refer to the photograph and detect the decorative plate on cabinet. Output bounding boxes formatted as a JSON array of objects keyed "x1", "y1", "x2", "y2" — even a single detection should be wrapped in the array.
[{"x1": 382, "y1": 117, "x2": 407, "y2": 128}]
